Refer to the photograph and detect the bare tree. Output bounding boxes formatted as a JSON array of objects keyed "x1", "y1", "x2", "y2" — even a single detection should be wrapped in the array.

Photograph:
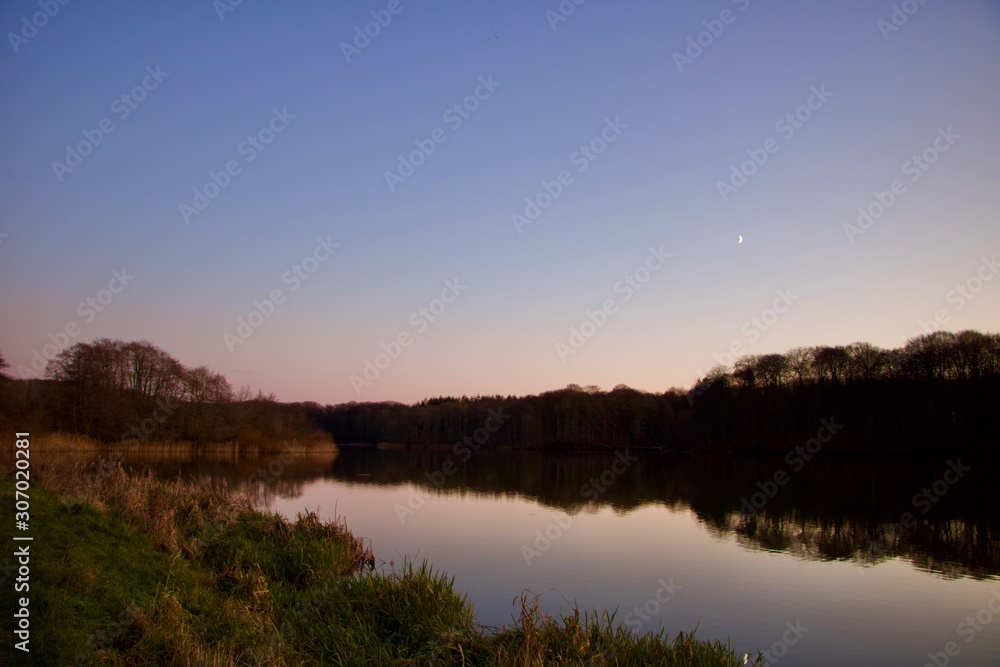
[
  {"x1": 733, "y1": 355, "x2": 760, "y2": 389},
  {"x1": 985, "y1": 333, "x2": 1000, "y2": 376},
  {"x1": 904, "y1": 332, "x2": 957, "y2": 381},
  {"x1": 755, "y1": 353, "x2": 791, "y2": 387},
  {"x1": 786, "y1": 347, "x2": 813, "y2": 386},
  {"x1": 847, "y1": 342, "x2": 886, "y2": 382},
  {"x1": 813, "y1": 346, "x2": 850, "y2": 384},
  {"x1": 953, "y1": 330, "x2": 989, "y2": 380}
]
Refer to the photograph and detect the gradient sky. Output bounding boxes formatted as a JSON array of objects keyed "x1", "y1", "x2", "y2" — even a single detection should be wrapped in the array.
[{"x1": 2, "y1": 0, "x2": 999, "y2": 404}]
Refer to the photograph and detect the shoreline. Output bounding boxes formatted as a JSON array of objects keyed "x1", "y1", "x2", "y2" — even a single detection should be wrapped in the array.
[
  {"x1": 10, "y1": 431, "x2": 339, "y2": 455},
  {"x1": 0, "y1": 459, "x2": 757, "y2": 665}
]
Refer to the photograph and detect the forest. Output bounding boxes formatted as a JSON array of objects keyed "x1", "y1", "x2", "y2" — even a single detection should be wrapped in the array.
[
  {"x1": 311, "y1": 329, "x2": 1000, "y2": 453},
  {"x1": 0, "y1": 339, "x2": 321, "y2": 447},
  {"x1": 2, "y1": 329, "x2": 998, "y2": 454}
]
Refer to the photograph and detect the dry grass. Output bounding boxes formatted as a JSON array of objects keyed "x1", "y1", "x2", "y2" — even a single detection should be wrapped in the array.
[
  {"x1": 4, "y1": 430, "x2": 338, "y2": 454},
  {"x1": 36, "y1": 458, "x2": 256, "y2": 555},
  {"x1": 22, "y1": 431, "x2": 106, "y2": 451}
]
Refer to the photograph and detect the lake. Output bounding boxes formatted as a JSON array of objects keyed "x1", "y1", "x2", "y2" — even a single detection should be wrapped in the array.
[{"x1": 126, "y1": 446, "x2": 1000, "y2": 666}]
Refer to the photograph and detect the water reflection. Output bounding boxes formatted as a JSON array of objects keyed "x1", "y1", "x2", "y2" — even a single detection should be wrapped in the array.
[{"x1": 91, "y1": 446, "x2": 1000, "y2": 581}]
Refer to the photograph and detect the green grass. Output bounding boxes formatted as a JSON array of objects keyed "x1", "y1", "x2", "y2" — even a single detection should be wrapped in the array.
[
  {"x1": 0, "y1": 464, "x2": 759, "y2": 665},
  {"x1": 0, "y1": 470, "x2": 290, "y2": 664},
  {"x1": 1, "y1": 474, "x2": 180, "y2": 663},
  {"x1": 201, "y1": 510, "x2": 372, "y2": 590}
]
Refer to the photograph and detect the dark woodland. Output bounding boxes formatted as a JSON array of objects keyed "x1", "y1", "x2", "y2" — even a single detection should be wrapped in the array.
[{"x1": 2, "y1": 330, "x2": 998, "y2": 454}]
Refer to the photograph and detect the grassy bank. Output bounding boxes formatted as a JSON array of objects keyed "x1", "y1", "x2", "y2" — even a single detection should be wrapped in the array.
[{"x1": 1, "y1": 461, "x2": 757, "y2": 666}]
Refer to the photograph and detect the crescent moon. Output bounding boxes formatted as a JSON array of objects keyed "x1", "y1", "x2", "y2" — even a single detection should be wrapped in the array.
[{"x1": 738, "y1": 235, "x2": 743, "y2": 244}]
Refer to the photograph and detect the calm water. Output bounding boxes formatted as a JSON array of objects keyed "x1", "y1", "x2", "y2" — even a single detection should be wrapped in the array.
[{"x1": 134, "y1": 447, "x2": 999, "y2": 666}]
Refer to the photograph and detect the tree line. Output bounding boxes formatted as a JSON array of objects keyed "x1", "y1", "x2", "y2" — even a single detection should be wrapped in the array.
[
  {"x1": 0, "y1": 339, "x2": 320, "y2": 446},
  {"x1": 683, "y1": 330, "x2": 1000, "y2": 452},
  {"x1": 311, "y1": 330, "x2": 1000, "y2": 453},
  {"x1": 2, "y1": 330, "x2": 998, "y2": 453}
]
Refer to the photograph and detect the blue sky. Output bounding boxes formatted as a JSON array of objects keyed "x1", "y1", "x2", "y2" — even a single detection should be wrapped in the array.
[{"x1": 2, "y1": 0, "x2": 999, "y2": 403}]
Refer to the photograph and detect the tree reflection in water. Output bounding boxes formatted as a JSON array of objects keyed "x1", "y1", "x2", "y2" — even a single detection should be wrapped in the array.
[{"x1": 54, "y1": 447, "x2": 999, "y2": 581}]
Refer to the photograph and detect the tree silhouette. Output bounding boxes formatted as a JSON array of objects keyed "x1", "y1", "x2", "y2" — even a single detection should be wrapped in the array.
[{"x1": 3, "y1": 331, "x2": 999, "y2": 454}]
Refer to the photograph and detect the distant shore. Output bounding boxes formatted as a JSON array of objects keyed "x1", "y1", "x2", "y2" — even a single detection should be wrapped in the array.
[{"x1": 17, "y1": 431, "x2": 339, "y2": 455}]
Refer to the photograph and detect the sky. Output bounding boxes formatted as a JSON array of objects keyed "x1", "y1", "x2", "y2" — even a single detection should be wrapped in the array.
[{"x1": 2, "y1": 0, "x2": 999, "y2": 405}]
